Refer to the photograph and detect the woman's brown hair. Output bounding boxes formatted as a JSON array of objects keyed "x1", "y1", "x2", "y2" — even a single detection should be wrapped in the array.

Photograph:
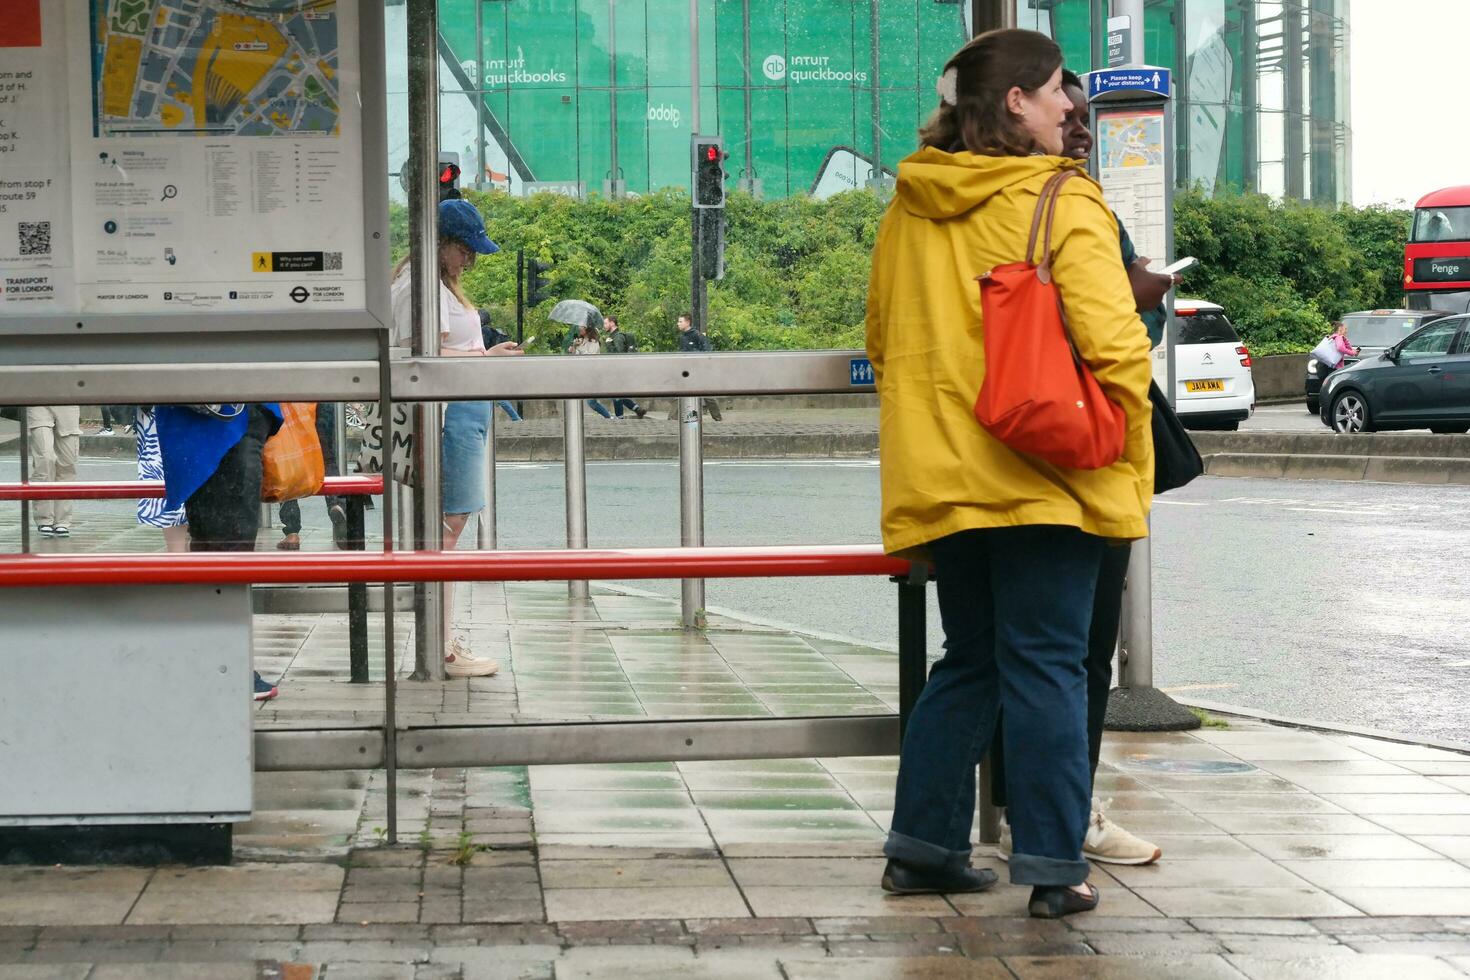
[
  {"x1": 918, "y1": 29, "x2": 1064, "y2": 157},
  {"x1": 391, "y1": 237, "x2": 475, "y2": 311}
]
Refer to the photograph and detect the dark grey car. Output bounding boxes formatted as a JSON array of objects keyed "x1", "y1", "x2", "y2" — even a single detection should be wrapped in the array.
[
  {"x1": 1305, "y1": 309, "x2": 1449, "y2": 413},
  {"x1": 1318, "y1": 314, "x2": 1470, "y2": 434}
]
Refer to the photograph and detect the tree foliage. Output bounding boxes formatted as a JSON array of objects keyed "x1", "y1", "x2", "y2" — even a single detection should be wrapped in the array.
[{"x1": 390, "y1": 186, "x2": 1408, "y2": 357}]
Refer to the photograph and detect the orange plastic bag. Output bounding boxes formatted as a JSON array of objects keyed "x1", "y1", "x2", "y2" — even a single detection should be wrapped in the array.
[{"x1": 261, "y1": 403, "x2": 325, "y2": 503}]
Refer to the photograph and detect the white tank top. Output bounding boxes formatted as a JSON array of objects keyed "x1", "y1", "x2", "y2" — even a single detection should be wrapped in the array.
[{"x1": 390, "y1": 270, "x2": 485, "y2": 353}]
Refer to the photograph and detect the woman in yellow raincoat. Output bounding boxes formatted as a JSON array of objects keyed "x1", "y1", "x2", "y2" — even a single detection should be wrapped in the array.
[{"x1": 868, "y1": 30, "x2": 1154, "y2": 918}]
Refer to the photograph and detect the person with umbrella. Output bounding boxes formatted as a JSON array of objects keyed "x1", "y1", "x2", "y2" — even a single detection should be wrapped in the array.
[
  {"x1": 389, "y1": 199, "x2": 523, "y2": 678},
  {"x1": 553, "y1": 301, "x2": 616, "y2": 421}
]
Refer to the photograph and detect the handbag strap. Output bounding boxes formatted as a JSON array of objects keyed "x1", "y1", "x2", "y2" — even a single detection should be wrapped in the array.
[
  {"x1": 1026, "y1": 168, "x2": 1081, "y2": 279},
  {"x1": 1020, "y1": 168, "x2": 1088, "y2": 368}
]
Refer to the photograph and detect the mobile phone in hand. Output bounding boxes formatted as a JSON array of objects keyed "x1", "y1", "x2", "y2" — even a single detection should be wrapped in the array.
[{"x1": 1160, "y1": 256, "x2": 1198, "y2": 276}]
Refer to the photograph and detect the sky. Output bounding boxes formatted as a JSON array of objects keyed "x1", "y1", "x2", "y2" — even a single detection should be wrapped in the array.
[{"x1": 1351, "y1": 0, "x2": 1470, "y2": 207}]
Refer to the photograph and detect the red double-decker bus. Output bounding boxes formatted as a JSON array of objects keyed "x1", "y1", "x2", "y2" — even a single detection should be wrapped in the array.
[{"x1": 1404, "y1": 186, "x2": 1470, "y2": 314}]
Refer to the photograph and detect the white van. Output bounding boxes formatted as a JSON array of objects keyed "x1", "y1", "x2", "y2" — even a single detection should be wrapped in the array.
[{"x1": 1151, "y1": 299, "x2": 1256, "y2": 431}]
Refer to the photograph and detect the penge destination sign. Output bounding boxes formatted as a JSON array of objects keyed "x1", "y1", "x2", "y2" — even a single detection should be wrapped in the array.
[{"x1": 1412, "y1": 257, "x2": 1470, "y2": 284}]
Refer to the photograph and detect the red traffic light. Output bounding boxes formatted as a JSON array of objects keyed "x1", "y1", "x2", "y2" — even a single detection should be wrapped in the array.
[
  {"x1": 705, "y1": 145, "x2": 720, "y2": 162},
  {"x1": 439, "y1": 162, "x2": 461, "y2": 185}
]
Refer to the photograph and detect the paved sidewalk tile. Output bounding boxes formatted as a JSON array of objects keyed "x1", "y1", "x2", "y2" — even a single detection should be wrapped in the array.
[{"x1": 1228, "y1": 953, "x2": 1468, "y2": 979}]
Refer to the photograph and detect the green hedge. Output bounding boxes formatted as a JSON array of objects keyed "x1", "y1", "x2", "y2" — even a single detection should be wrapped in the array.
[{"x1": 391, "y1": 187, "x2": 1408, "y2": 356}]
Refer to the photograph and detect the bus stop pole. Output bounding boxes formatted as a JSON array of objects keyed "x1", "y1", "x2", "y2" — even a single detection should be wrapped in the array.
[
  {"x1": 1086, "y1": 18, "x2": 1198, "y2": 732},
  {"x1": 18, "y1": 414, "x2": 29, "y2": 554},
  {"x1": 378, "y1": 332, "x2": 400, "y2": 844},
  {"x1": 564, "y1": 400, "x2": 590, "y2": 601},
  {"x1": 407, "y1": 0, "x2": 445, "y2": 681},
  {"x1": 477, "y1": 406, "x2": 496, "y2": 550},
  {"x1": 679, "y1": 0, "x2": 707, "y2": 629}
]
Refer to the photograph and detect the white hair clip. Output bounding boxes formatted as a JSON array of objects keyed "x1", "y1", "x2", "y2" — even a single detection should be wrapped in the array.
[{"x1": 936, "y1": 67, "x2": 959, "y2": 106}]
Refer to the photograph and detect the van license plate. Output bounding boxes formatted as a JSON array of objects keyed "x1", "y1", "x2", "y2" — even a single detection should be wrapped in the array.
[{"x1": 1185, "y1": 379, "x2": 1225, "y2": 393}]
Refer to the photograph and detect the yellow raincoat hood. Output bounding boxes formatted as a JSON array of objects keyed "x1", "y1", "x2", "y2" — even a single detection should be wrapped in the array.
[{"x1": 865, "y1": 148, "x2": 1154, "y2": 557}]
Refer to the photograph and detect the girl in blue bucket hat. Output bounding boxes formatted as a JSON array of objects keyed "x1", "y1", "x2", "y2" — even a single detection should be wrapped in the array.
[{"x1": 390, "y1": 198, "x2": 523, "y2": 678}]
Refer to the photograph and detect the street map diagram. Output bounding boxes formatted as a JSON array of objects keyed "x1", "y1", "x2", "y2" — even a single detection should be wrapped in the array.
[
  {"x1": 92, "y1": 0, "x2": 340, "y2": 137},
  {"x1": 1098, "y1": 112, "x2": 1165, "y2": 171}
]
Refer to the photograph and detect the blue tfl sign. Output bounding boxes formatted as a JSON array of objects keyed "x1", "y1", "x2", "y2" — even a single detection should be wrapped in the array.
[
  {"x1": 1087, "y1": 68, "x2": 1172, "y2": 99},
  {"x1": 850, "y1": 357, "x2": 875, "y2": 386}
]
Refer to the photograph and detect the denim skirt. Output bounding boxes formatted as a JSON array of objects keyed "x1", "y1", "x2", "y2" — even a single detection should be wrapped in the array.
[{"x1": 441, "y1": 401, "x2": 491, "y2": 515}]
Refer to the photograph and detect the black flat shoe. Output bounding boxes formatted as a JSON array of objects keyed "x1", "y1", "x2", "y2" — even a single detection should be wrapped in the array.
[
  {"x1": 881, "y1": 859, "x2": 998, "y2": 895},
  {"x1": 1028, "y1": 882, "x2": 1100, "y2": 918}
]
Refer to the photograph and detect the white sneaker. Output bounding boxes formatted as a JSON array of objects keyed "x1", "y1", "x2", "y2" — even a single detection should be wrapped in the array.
[
  {"x1": 1083, "y1": 797, "x2": 1162, "y2": 865},
  {"x1": 444, "y1": 638, "x2": 499, "y2": 678},
  {"x1": 995, "y1": 799, "x2": 1161, "y2": 866}
]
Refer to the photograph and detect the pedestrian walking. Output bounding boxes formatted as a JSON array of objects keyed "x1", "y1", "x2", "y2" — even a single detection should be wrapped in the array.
[
  {"x1": 568, "y1": 323, "x2": 616, "y2": 420},
  {"x1": 390, "y1": 198, "x2": 524, "y2": 678},
  {"x1": 26, "y1": 405, "x2": 81, "y2": 538},
  {"x1": 99, "y1": 404, "x2": 134, "y2": 436},
  {"x1": 134, "y1": 407, "x2": 189, "y2": 553},
  {"x1": 602, "y1": 316, "x2": 646, "y2": 419},
  {"x1": 276, "y1": 403, "x2": 347, "y2": 551},
  {"x1": 154, "y1": 402, "x2": 285, "y2": 700},
  {"x1": 867, "y1": 30, "x2": 1154, "y2": 918},
  {"x1": 675, "y1": 313, "x2": 722, "y2": 421},
  {"x1": 1310, "y1": 321, "x2": 1357, "y2": 377},
  {"x1": 985, "y1": 69, "x2": 1175, "y2": 869}
]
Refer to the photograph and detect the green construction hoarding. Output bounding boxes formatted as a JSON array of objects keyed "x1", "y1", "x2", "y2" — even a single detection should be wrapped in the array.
[{"x1": 388, "y1": 0, "x2": 973, "y2": 199}]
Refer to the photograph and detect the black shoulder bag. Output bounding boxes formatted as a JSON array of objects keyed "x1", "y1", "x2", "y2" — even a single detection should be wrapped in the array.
[{"x1": 1150, "y1": 380, "x2": 1203, "y2": 494}]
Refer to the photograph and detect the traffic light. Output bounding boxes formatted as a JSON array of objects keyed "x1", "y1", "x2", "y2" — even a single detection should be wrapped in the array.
[
  {"x1": 526, "y1": 258, "x2": 554, "y2": 306},
  {"x1": 692, "y1": 136, "x2": 726, "y2": 209},
  {"x1": 438, "y1": 157, "x2": 462, "y2": 201},
  {"x1": 397, "y1": 152, "x2": 463, "y2": 202},
  {"x1": 697, "y1": 208, "x2": 725, "y2": 281}
]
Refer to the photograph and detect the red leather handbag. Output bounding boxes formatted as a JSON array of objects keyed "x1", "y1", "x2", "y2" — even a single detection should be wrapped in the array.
[{"x1": 973, "y1": 169, "x2": 1126, "y2": 470}]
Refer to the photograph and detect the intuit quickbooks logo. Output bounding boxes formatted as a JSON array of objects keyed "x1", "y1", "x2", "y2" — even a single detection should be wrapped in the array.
[
  {"x1": 763, "y1": 53, "x2": 868, "y2": 84},
  {"x1": 646, "y1": 103, "x2": 682, "y2": 127}
]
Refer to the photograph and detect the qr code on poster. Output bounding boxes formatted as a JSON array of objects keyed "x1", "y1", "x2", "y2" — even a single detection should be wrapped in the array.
[
  {"x1": 325, "y1": 251, "x2": 343, "y2": 271},
  {"x1": 18, "y1": 221, "x2": 51, "y2": 257}
]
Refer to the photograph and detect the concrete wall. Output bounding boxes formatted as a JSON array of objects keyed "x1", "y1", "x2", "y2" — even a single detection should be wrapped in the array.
[{"x1": 1252, "y1": 354, "x2": 1309, "y2": 401}]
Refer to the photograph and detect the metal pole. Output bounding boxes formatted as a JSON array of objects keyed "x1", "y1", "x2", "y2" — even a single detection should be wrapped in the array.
[
  {"x1": 515, "y1": 250, "x2": 525, "y2": 419},
  {"x1": 678, "y1": 398, "x2": 705, "y2": 627},
  {"x1": 973, "y1": 0, "x2": 1017, "y2": 34},
  {"x1": 347, "y1": 496, "x2": 369, "y2": 683},
  {"x1": 680, "y1": 0, "x2": 706, "y2": 629},
  {"x1": 1119, "y1": 535, "x2": 1153, "y2": 687},
  {"x1": 477, "y1": 403, "x2": 496, "y2": 549},
  {"x1": 741, "y1": 0, "x2": 753, "y2": 189},
  {"x1": 608, "y1": 0, "x2": 619, "y2": 197},
  {"x1": 1115, "y1": 0, "x2": 1145, "y2": 65},
  {"x1": 18, "y1": 412, "x2": 30, "y2": 554},
  {"x1": 563, "y1": 399, "x2": 590, "y2": 601},
  {"x1": 978, "y1": 754, "x2": 1002, "y2": 844},
  {"x1": 474, "y1": 0, "x2": 485, "y2": 190},
  {"x1": 869, "y1": 0, "x2": 881, "y2": 180},
  {"x1": 407, "y1": 0, "x2": 445, "y2": 682},
  {"x1": 378, "y1": 333, "x2": 399, "y2": 845},
  {"x1": 895, "y1": 571, "x2": 927, "y2": 741}
]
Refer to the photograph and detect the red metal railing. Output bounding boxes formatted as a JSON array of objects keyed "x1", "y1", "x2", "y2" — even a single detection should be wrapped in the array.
[
  {"x1": 0, "y1": 545, "x2": 908, "y2": 588},
  {"x1": 0, "y1": 475, "x2": 383, "y2": 502}
]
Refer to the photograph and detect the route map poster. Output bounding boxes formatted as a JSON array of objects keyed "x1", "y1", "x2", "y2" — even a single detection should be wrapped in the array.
[
  {"x1": 1095, "y1": 106, "x2": 1168, "y2": 272},
  {"x1": 0, "y1": 1, "x2": 367, "y2": 318}
]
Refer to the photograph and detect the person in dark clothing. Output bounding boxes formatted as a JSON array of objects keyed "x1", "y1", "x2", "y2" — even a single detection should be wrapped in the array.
[
  {"x1": 477, "y1": 310, "x2": 523, "y2": 421},
  {"x1": 155, "y1": 403, "x2": 284, "y2": 700},
  {"x1": 602, "y1": 315, "x2": 646, "y2": 419},
  {"x1": 675, "y1": 312, "x2": 722, "y2": 421},
  {"x1": 987, "y1": 68, "x2": 1177, "y2": 868},
  {"x1": 277, "y1": 403, "x2": 346, "y2": 551}
]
